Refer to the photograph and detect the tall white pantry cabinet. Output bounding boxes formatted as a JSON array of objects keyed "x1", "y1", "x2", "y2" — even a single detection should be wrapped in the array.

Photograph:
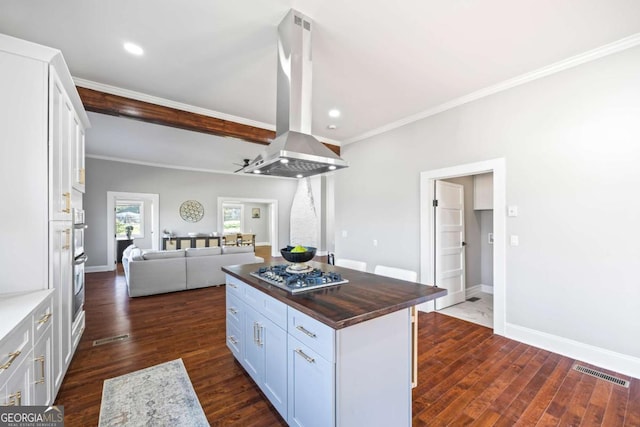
[{"x1": 0, "y1": 33, "x2": 89, "y2": 406}]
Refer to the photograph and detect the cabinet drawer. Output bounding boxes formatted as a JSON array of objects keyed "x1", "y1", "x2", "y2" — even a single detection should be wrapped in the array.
[
  {"x1": 226, "y1": 322, "x2": 242, "y2": 360},
  {"x1": 33, "y1": 295, "x2": 54, "y2": 345},
  {"x1": 226, "y1": 275, "x2": 245, "y2": 297},
  {"x1": 288, "y1": 308, "x2": 335, "y2": 362},
  {"x1": 226, "y1": 293, "x2": 243, "y2": 328},
  {"x1": 0, "y1": 320, "x2": 31, "y2": 383},
  {"x1": 244, "y1": 285, "x2": 287, "y2": 329}
]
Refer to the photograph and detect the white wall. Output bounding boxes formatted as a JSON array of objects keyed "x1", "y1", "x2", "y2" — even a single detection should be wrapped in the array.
[
  {"x1": 85, "y1": 158, "x2": 297, "y2": 268},
  {"x1": 243, "y1": 202, "x2": 270, "y2": 244},
  {"x1": 335, "y1": 46, "x2": 640, "y2": 374}
]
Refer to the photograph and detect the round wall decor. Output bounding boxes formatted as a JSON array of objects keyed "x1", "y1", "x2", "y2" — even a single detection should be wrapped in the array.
[{"x1": 179, "y1": 200, "x2": 204, "y2": 222}]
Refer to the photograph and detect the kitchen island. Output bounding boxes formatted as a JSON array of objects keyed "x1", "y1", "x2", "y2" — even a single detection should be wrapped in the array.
[{"x1": 222, "y1": 261, "x2": 446, "y2": 427}]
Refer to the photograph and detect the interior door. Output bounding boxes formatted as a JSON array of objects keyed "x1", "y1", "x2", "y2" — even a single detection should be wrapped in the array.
[{"x1": 434, "y1": 180, "x2": 466, "y2": 309}]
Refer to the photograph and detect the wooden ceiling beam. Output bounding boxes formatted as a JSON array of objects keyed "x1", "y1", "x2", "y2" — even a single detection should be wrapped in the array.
[{"x1": 76, "y1": 87, "x2": 341, "y2": 155}]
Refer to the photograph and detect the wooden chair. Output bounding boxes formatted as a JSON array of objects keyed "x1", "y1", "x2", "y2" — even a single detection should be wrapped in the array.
[
  {"x1": 223, "y1": 234, "x2": 238, "y2": 246},
  {"x1": 240, "y1": 233, "x2": 254, "y2": 247},
  {"x1": 334, "y1": 258, "x2": 367, "y2": 272}
]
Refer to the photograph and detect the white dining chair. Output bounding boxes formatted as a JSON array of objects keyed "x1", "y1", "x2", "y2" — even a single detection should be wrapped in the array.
[
  {"x1": 334, "y1": 258, "x2": 367, "y2": 272},
  {"x1": 373, "y1": 265, "x2": 418, "y2": 282}
]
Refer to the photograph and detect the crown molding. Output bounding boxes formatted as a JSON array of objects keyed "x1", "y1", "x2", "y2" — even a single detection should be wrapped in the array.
[{"x1": 345, "y1": 33, "x2": 640, "y2": 144}]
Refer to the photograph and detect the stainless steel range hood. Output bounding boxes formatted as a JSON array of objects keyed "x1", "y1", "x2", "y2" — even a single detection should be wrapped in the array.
[{"x1": 244, "y1": 9, "x2": 348, "y2": 178}]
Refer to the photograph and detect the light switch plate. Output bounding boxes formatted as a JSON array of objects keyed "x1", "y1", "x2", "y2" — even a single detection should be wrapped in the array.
[{"x1": 510, "y1": 235, "x2": 519, "y2": 246}]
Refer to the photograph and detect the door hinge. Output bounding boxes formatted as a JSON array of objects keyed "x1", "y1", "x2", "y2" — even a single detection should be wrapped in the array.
[{"x1": 432, "y1": 199, "x2": 438, "y2": 207}]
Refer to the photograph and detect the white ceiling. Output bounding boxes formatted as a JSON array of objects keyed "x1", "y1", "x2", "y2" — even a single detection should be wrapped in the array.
[{"x1": 2, "y1": 0, "x2": 640, "y2": 172}]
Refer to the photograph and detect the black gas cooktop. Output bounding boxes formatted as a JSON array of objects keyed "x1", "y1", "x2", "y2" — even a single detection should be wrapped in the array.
[{"x1": 250, "y1": 264, "x2": 349, "y2": 293}]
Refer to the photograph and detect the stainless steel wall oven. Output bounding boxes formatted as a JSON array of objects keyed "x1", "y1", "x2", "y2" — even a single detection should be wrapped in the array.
[{"x1": 72, "y1": 208, "x2": 87, "y2": 321}]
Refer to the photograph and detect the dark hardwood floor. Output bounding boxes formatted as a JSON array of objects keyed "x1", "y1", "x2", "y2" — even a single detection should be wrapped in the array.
[{"x1": 55, "y1": 263, "x2": 639, "y2": 426}]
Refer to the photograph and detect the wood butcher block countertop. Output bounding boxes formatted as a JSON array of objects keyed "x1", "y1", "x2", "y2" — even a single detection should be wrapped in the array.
[{"x1": 222, "y1": 261, "x2": 447, "y2": 329}]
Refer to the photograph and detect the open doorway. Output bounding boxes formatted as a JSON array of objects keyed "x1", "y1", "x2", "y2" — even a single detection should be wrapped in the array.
[
  {"x1": 217, "y1": 197, "x2": 279, "y2": 258},
  {"x1": 419, "y1": 159, "x2": 506, "y2": 335},
  {"x1": 106, "y1": 191, "x2": 159, "y2": 270},
  {"x1": 434, "y1": 174, "x2": 494, "y2": 328}
]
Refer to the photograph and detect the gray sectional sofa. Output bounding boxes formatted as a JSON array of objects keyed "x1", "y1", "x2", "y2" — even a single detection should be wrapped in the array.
[{"x1": 122, "y1": 245, "x2": 263, "y2": 297}]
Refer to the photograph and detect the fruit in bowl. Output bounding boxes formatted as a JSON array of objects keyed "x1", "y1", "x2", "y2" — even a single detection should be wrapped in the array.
[{"x1": 280, "y1": 245, "x2": 317, "y2": 263}]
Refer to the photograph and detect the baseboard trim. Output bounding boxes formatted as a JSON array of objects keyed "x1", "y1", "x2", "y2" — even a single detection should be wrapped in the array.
[
  {"x1": 506, "y1": 323, "x2": 640, "y2": 380},
  {"x1": 86, "y1": 265, "x2": 112, "y2": 273},
  {"x1": 465, "y1": 284, "x2": 494, "y2": 298}
]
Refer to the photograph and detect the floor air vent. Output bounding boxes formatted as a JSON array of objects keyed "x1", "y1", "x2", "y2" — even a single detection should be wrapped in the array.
[
  {"x1": 93, "y1": 334, "x2": 130, "y2": 347},
  {"x1": 572, "y1": 364, "x2": 629, "y2": 388},
  {"x1": 466, "y1": 297, "x2": 480, "y2": 302}
]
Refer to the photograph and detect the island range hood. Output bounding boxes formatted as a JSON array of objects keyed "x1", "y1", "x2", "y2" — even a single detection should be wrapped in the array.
[{"x1": 244, "y1": 9, "x2": 348, "y2": 178}]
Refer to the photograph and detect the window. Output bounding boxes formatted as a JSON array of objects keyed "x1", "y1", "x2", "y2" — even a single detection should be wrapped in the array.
[
  {"x1": 222, "y1": 204, "x2": 244, "y2": 234},
  {"x1": 115, "y1": 200, "x2": 144, "y2": 239}
]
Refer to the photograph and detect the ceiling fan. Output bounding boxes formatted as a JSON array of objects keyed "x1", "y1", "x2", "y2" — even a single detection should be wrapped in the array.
[{"x1": 233, "y1": 159, "x2": 251, "y2": 173}]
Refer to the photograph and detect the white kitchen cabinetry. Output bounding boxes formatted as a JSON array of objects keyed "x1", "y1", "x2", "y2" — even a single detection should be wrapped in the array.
[
  {"x1": 0, "y1": 34, "x2": 89, "y2": 403},
  {"x1": 226, "y1": 277, "x2": 288, "y2": 419},
  {"x1": 49, "y1": 67, "x2": 73, "y2": 221},
  {"x1": 473, "y1": 173, "x2": 493, "y2": 210},
  {"x1": 288, "y1": 336, "x2": 334, "y2": 427},
  {"x1": 0, "y1": 290, "x2": 54, "y2": 407},
  {"x1": 225, "y1": 274, "x2": 413, "y2": 426}
]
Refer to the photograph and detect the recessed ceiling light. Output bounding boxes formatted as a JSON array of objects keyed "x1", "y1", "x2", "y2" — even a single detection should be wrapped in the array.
[
  {"x1": 124, "y1": 42, "x2": 144, "y2": 56},
  {"x1": 328, "y1": 109, "x2": 341, "y2": 118},
  {"x1": 253, "y1": 169, "x2": 262, "y2": 174},
  {"x1": 327, "y1": 124, "x2": 337, "y2": 130},
  {"x1": 328, "y1": 165, "x2": 337, "y2": 170},
  {"x1": 296, "y1": 174, "x2": 303, "y2": 178},
  {"x1": 280, "y1": 158, "x2": 289, "y2": 164}
]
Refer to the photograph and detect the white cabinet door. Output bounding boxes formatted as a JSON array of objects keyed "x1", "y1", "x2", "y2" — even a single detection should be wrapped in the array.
[
  {"x1": 50, "y1": 221, "x2": 72, "y2": 392},
  {"x1": 287, "y1": 337, "x2": 334, "y2": 427},
  {"x1": 71, "y1": 114, "x2": 85, "y2": 193},
  {"x1": 32, "y1": 326, "x2": 53, "y2": 405},
  {"x1": 262, "y1": 316, "x2": 287, "y2": 419},
  {"x1": 241, "y1": 304, "x2": 288, "y2": 419},
  {"x1": 242, "y1": 305, "x2": 264, "y2": 384},
  {"x1": 49, "y1": 67, "x2": 73, "y2": 221},
  {"x1": 2, "y1": 350, "x2": 33, "y2": 406}
]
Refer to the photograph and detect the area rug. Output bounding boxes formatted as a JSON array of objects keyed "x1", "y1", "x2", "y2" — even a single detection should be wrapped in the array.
[{"x1": 98, "y1": 359, "x2": 209, "y2": 426}]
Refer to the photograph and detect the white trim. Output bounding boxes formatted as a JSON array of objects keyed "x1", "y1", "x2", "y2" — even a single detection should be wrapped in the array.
[
  {"x1": 465, "y1": 284, "x2": 494, "y2": 298},
  {"x1": 418, "y1": 158, "x2": 506, "y2": 336},
  {"x1": 86, "y1": 265, "x2": 111, "y2": 273},
  {"x1": 217, "y1": 197, "x2": 279, "y2": 258},
  {"x1": 107, "y1": 191, "x2": 160, "y2": 271},
  {"x1": 345, "y1": 33, "x2": 640, "y2": 145},
  {"x1": 506, "y1": 323, "x2": 640, "y2": 380}
]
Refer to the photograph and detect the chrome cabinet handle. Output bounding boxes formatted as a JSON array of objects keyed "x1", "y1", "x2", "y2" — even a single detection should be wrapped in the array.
[
  {"x1": 253, "y1": 322, "x2": 258, "y2": 344},
  {"x1": 228, "y1": 282, "x2": 237, "y2": 289},
  {"x1": 257, "y1": 325, "x2": 263, "y2": 347},
  {"x1": 295, "y1": 348, "x2": 315, "y2": 364},
  {"x1": 228, "y1": 307, "x2": 237, "y2": 315},
  {"x1": 228, "y1": 336, "x2": 238, "y2": 345},
  {"x1": 296, "y1": 325, "x2": 317, "y2": 338}
]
